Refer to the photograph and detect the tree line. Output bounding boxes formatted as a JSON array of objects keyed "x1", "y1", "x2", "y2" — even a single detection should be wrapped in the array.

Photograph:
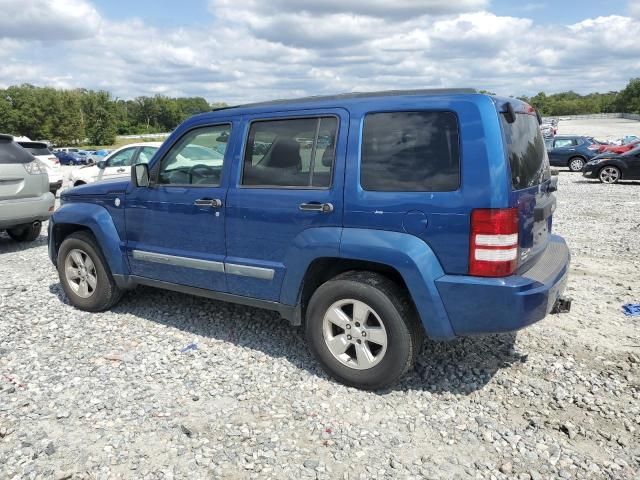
[
  {"x1": 518, "y1": 78, "x2": 640, "y2": 117},
  {"x1": 0, "y1": 84, "x2": 226, "y2": 146},
  {"x1": 1, "y1": 79, "x2": 639, "y2": 146}
]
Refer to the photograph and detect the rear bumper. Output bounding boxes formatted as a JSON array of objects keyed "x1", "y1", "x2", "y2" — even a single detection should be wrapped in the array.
[
  {"x1": 0, "y1": 192, "x2": 55, "y2": 229},
  {"x1": 436, "y1": 235, "x2": 570, "y2": 336}
]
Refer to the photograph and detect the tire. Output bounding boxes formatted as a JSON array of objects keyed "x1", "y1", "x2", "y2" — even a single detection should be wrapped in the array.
[
  {"x1": 7, "y1": 223, "x2": 42, "y2": 242},
  {"x1": 568, "y1": 157, "x2": 585, "y2": 172},
  {"x1": 57, "y1": 231, "x2": 123, "y2": 311},
  {"x1": 305, "y1": 271, "x2": 424, "y2": 390},
  {"x1": 598, "y1": 165, "x2": 621, "y2": 184}
]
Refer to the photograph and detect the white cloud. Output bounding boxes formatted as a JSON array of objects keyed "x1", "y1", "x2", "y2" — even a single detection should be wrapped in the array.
[
  {"x1": 630, "y1": 0, "x2": 640, "y2": 17},
  {"x1": 0, "y1": 0, "x2": 638, "y2": 103},
  {"x1": 0, "y1": 0, "x2": 101, "y2": 41}
]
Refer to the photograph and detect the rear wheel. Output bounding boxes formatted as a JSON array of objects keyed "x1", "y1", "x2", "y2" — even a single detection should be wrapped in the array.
[
  {"x1": 599, "y1": 166, "x2": 621, "y2": 184},
  {"x1": 58, "y1": 231, "x2": 123, "y2": 311},
  {"x1": 305, "y1": 271, "x2": 423, "y2": 390},
  {"x1": 7, "y1": 223, "x2": 42, "y2": 242},
  {"x1": 568, "y1": 157, "x2": 585, "y2": 172}
]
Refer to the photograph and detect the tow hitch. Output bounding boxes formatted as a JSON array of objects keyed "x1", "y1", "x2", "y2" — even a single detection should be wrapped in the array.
[{"x1": 551, "y1": 296, "x2": 572, "y2": 314}]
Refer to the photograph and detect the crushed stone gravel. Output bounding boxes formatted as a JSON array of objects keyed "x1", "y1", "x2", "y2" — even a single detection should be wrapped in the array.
[{"x1": 0, "y1": 173, "x2": 639, "y2": 479}]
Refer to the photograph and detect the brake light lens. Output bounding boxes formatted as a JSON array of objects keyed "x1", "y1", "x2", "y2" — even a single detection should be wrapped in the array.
[
  {"x1": 587, "y1": 144, "x2": 599, "y2": 151},
  {"x1": 469, "y1": 208, "x2": 519, "y2": 277}
]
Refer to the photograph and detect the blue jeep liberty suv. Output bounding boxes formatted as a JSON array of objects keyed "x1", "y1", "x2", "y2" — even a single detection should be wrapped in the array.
[{"x1": 49, "y1": 89, "x2": 571, "y2": 390}]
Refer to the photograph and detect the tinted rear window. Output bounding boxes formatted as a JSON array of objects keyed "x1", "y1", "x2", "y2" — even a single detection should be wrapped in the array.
[
  {"x1": 19, "y1": 142, "x2": 52, "y2": 156},
  {"x1": 501, "y1": 113, "x2": 550, "y2": 190},
  {"x1": 361, "y1": 111, "x2": 460, "y2": 191},
  {"x1": 0, "y1": 138, "x2": 34, "y2": 164}
]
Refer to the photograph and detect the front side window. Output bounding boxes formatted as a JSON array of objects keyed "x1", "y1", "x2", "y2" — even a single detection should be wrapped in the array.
[
  {"x1": 242, "y1": 117, "x2": 338, "y2": 188},
  {"x1": 138, "y1": 146, "x2": 158, "y2": 164},
  {"x1": 361, "y1": 111, "x2": 460, "y2": 192},
  {"x1": 158, "y1": 125, "x2": 230, "y2": 186},
  {"x1": 108, "y1": 148, "x2": 136, "y2": 167}
]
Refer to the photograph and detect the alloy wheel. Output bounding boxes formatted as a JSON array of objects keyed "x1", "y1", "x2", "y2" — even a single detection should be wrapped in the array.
[
  {"x1": 322, "y1": 299, "x2": 388, "y2": 370},
  {"x1": 599, "y1": 166, "x2": 620, "y2": 184},
  {"x1": 64, "y1": 249, "x2": 98, "y2": 298}
]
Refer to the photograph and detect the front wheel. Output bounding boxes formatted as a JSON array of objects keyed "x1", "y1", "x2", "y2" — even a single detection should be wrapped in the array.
[
  {"x1": 568, "y1": 157, "x2": 585, "y2": 172},
  {"x1": 7, "y1": 223, "x2": 42, "y2": 242},
  {"x1": 58, "y1": 231, "x2": 123, "y2": 311},
  {"x1": 599, "y1": 166, "x2": 621, "y2": 184},
  {"x1": 306, "y1": 271, "x2": 423, "y2": 390}
]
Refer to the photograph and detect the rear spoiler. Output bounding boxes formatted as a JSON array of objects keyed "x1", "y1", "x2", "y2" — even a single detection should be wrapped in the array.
[{"x1": 501, "y1": 102, "x2": 542, "y2": 125}]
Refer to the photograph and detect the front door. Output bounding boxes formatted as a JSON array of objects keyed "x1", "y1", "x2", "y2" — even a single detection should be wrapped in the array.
[
  {"x1": 101, "y1": 146, "x2": 139, "y2": 181},
  {"x1": 124, "y1": 123, "x2": 232, "y2": 292},
  {"x1": 225, "y1": 110, "x2": 347, "y2": 301}
]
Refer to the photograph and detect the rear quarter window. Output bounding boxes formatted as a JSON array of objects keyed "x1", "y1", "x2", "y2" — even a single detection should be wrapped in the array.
[{"x1": 360, "y1": 111, "x2": 460, "y2": 192}]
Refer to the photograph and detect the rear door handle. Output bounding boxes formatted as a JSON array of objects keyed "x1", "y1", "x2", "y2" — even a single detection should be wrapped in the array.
[
  {"x1": 299, "y1": 202, "x2": 333, "y2": 213},
  {"x1": 194, "y1": 198, "x2": 223, "y2": 207}
]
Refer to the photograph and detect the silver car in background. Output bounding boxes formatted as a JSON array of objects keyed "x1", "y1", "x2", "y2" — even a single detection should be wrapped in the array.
[{"x1": 0, "y1": 134, "x2": 55, "y2": 242}]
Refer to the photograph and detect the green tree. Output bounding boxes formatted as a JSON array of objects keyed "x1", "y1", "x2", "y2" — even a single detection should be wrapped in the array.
[{"x1": 81, "y1": 90, "x2": 117, "y2": 145}]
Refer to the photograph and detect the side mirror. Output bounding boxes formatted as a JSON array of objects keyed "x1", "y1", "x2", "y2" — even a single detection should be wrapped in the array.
[
  {"x1": 96, "y1": 160, "x2": 106, "y2": 169},
  {"x1": 132, "y1": 163, "x2": 150, "y2": 188}
]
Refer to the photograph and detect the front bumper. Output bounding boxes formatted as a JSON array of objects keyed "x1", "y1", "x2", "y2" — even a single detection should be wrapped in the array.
[
  {"x1": 0, "y1": 192, "x2": 55, "y2": 229},
  {"x1": 436, "y1": 235, "x2": 570, "y2": 336},
  {"x1": 582, "y1": 164, "x2": 599, "y2": 178}
]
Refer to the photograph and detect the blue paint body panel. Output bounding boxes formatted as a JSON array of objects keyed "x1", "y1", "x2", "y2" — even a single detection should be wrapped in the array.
[{"x1": 48, "y1": 90, "x2": 571, "y2": 341}]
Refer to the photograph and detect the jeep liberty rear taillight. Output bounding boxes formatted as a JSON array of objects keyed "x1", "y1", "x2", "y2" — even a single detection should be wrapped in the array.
[{"x1": 469, "y1": 208, "x2": 519, "y2": 277}]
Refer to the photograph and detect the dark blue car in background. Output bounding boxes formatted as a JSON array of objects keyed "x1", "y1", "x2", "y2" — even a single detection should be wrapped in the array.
[
  {"x1": 47, "y1": 90, "x2": 571, "y2": 390},
  {"x1": 546, "y1": 135, "x2": 599, "y2": 172},
  {"x1": 54, "y1": 150, "x2": 86, "y2": 165}
]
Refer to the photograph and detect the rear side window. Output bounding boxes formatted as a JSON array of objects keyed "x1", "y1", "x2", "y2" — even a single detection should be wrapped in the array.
[
  {"x1": 360, "y1": 111, "x2": 460, "y2": 191},
  {"x1": 242, "y1": 117, "x2": 338, "y2": 188},
  {"x1": 502, "y1": 114, "x2": 550, "y2": 190},
  {"x1": 0, "y1": 138, "x2": 34, "y2": 164}
]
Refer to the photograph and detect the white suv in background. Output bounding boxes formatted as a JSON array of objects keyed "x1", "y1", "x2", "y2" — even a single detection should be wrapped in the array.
[
  {"x1": 66, "y1": 142, "x2": 161, "y2": 188},
  {"x1": 17, "y1": 141, "x2": 63, "y2": 195}
]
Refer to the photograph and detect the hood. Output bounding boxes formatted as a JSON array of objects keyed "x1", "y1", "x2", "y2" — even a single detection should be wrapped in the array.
[{"x1": 62, "y1": 178, "x2": 130, "y2": 199}]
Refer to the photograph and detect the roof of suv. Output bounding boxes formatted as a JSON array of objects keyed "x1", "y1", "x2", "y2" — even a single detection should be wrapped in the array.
[{"x1": 221, "y1": 88, "x2": 478, "y2": 111}]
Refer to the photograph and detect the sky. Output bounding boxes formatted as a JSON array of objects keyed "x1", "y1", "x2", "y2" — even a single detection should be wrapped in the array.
[{"x1": 0, "y1": 0, "x2": 638, "y2": 104}]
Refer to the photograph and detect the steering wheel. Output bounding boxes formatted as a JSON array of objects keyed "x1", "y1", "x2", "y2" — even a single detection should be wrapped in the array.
[{"x1": 188, "y1": 164, "x2": 215, "y2": 184}]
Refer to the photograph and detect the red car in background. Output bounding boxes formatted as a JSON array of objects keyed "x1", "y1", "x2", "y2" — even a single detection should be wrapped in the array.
[{"x1": 598, "y1": 138, "x2": 640, "y2": 154}]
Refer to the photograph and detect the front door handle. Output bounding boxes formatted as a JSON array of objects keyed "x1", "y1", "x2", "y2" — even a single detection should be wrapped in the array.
[
  {"x1": 299, "y1": 202, "x2": 333, "y2": 213},
  {"x1": 194, "y1": 198, "x2": 223, "y2": 207},
  {"x1": 117, "y1": 168, "x2": 126, "y2": 173}
]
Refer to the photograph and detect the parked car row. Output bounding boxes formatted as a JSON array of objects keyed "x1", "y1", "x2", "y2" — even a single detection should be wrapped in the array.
[{"x1": 545, "y1": 133, "x2": 640, "y2": 182}]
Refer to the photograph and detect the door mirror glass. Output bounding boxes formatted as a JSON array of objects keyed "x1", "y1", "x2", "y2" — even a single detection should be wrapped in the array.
[
  {"x1": 96, "y1": 160, "x2": 106, "y2": 169},
  {"x1": 133, "y1": 163, "x2": 150, "y2": 187}
]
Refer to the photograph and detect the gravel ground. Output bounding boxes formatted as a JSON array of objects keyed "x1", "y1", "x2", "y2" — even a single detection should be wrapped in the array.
[
  {"x1": 1, "y1": 173, "x2": 639, "y2": 480},
  {"x1": 557, "y1": 117, "x2": 639, "y2": 142}
]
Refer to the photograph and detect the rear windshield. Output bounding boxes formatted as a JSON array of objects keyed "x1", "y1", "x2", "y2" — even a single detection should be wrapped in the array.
[
  {"x1": 19, "y1": 142, "x2": 52, "y2": 156},
  {"x1": 0, "y1": 138, "x2": 35, "y2": 164},
  {"x1": 501, "y1": 113, "x2": 550, "y2": 190}
]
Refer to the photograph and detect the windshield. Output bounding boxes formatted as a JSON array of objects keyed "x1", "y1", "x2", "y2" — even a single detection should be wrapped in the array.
[{"x1": 501, "y1": 113, "x2": 551, "y2": 190}]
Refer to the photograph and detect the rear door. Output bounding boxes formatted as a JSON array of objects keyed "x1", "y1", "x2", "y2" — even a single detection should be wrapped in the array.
[
  {"x1": 225, "y1": 110, "x2": 347, "y2": 301},
  {"x1": 501, "y1": 112, "x2": 554, "y2": 270}
]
